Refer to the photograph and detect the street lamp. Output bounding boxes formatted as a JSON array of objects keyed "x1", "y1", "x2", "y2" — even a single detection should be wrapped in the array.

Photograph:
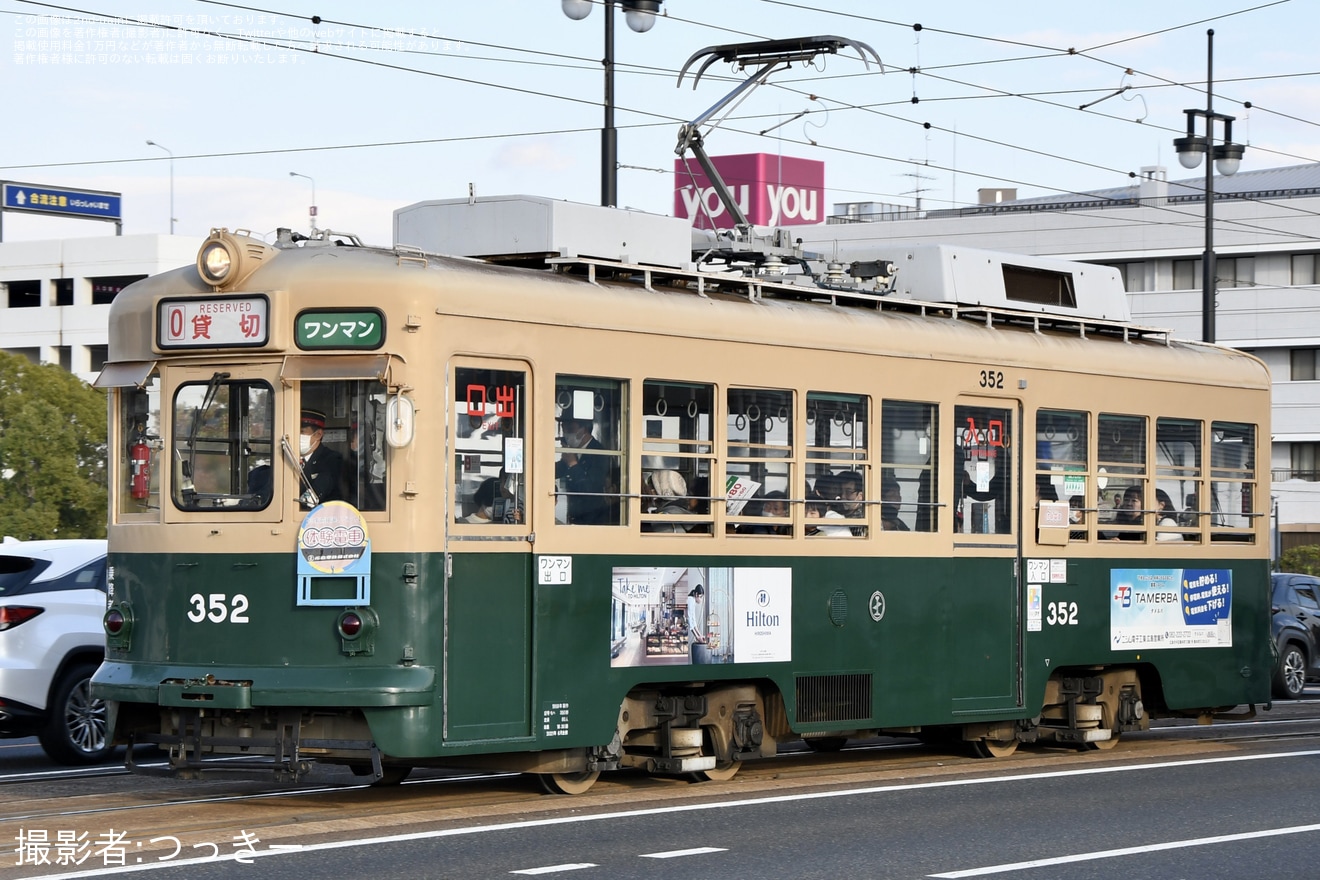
[
  {"x1": 1172, "y1": 28, "x2": 1247, "y2": 345},
  {"x1": 288, "y1": 171, "x2": 317, "y2": 232},
  {"x1": 145, "y1": 140, "x2": 175, "y2": 234},
  {"x1": 561, "y1": 0, "x2": 663, "y2": 208}
]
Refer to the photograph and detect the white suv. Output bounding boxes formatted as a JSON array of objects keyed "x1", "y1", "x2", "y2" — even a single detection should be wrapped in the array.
[{"x1": 0, "y1": 538, "x2": 112, "y2": 764}]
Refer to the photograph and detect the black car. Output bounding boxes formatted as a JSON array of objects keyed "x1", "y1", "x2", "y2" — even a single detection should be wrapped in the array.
[{"x1": 1271, "y1": 572, "x2": 1320, "y2": 699}]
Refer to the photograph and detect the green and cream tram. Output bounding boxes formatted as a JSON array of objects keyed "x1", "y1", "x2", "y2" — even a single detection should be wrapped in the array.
[{"x1": 93, "y1": 196, "x2": 1272, "y2": 792}]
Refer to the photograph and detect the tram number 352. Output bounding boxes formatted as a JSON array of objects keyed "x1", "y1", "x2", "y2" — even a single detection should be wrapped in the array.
[
  {"x1": 1046, "y1": 601, "x2": 1079, "y2": 626},
  {"x1": 186, "y1": 593, "x2": 251, "y2": 624},
  {"x1": 978, "y1": 369, "x2": 1005, "y2": 389}
]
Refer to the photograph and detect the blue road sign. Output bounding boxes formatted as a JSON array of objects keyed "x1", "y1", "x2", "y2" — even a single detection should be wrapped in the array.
[{"x1": 2, "y1": 182, "x2": 122, "y2": 220}]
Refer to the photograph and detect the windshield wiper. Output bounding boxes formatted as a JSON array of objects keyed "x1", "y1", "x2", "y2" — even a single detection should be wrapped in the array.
[{"x1": 185, "y1": 371, "x2": 231, "y2": 486}]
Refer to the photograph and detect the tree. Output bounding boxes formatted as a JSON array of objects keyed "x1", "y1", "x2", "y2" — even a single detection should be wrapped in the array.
[
  {"x1": 1280, "y1": 544, "x2": 1320, "y2": 576},
  {"x1": 0, "y1": 351, "x2": 107, "y2": 540}
]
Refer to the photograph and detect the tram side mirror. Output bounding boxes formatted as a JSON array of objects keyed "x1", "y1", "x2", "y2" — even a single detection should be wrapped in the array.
[{"x1": 386, "y1": 394, "x2": 415, "y2": 448}]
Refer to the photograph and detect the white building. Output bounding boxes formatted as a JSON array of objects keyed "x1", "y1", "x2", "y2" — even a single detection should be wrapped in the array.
[
  {"x1": 810, "y1": 162, "x2": 1320, "y2": 548},
  {"x1": 0, "y1": 233, "x2": 200, "y2": 383}
]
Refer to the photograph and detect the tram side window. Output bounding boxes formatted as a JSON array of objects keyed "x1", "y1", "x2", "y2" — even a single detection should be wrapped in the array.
[
  {"x1": 880, "y1": 400, "x2": 938, "y2": 532},
  {"x1": 118, "y1": 374, "x2": 162, "y2": 516},
  {"x1": 1097, "y1": 413, "x2": 1147, "y2": 541},
  {"x1": 452, "y1": 368, "x2": 525, "y2": 525},
  {"x1": 806, "y1": 391, "x2": 870, "y2": 537},
  {"x1": 171, "y1": 376, "x2": 274, "y2": 511},
  {"x1": 726, "y1": 387, "x2": 793, "y2": 536},
  {"x1": 555, "y1": 376, "x2": 626, "y2": 526},
  {"x1": 1155, "y1": 417, "x2": 1202, "y2": 543},
  {"x1": 954, "y1": 404, "x2": 1013, "y2": 535},
  {"x1": 1210, "y1": 421, "x2": 1257, "y2": 542},
  {"x1": 641, "y1": 380, "x2": 713, "y2": 534},
  {"x1": 1036, "y1": 409, "x2": 1088, "y2": 541}
]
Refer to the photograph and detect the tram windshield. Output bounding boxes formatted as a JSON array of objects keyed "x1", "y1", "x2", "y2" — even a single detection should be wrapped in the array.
[{"x1": 171, "y1": 375, "x2": 274, "y2": 510}]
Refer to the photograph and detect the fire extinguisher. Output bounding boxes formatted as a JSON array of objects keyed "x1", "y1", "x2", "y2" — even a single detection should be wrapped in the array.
[{"x1": 129, "y1": 432, "x2": 151, "y2": 500}]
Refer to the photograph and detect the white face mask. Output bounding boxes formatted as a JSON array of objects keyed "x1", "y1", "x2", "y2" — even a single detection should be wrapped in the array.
[{"x1": 299, "y1": 435, "x2": 314, "y2": 457}]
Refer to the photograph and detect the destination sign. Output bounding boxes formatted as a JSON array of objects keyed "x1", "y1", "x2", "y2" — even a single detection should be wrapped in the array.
[
  {"x1": 2, "y1": 182, "x2": 122, "y2": 220},
  {"x1": 158, "y1": 296, "x2": 270, "y2": 349},
  {"x1": 296, "y1": 310, "x2": 384, "y2": 349}
]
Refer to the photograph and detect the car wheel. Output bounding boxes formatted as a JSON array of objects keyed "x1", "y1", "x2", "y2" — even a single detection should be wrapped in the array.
[
  {"x1": 37, "y1": 662, "x2": 113, "y2": 764},
  {"x1": 1273, "y1": 642, "x2": 1307, "y2": 700}
]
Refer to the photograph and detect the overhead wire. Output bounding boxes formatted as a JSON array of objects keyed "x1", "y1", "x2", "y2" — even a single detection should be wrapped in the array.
[{"x1": 8, "y1": 0, "x2": 1319, "y2": 243}]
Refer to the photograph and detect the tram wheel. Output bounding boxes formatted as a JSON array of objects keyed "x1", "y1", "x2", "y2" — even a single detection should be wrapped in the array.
[
  {"x1": 539, "y1": 770, "x2": 601, "y2": 795},
  {"x1": 1085, "y1": 732, "x2": 1120, "y2": 751},
  {"x1": 693, "y1": 760, "x2": 741, "y2": 783},
  {"x1": 970, "y1": 737, "x2": 1019, "y2": 759},
  {"x1": 804, "y1": 736, "x2": 848, "y2": 753}
]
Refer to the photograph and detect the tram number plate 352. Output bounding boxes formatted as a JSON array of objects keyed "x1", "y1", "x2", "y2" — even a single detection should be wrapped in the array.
[{"x1": 186, "y1": 593, "x2": 251, "y2": 624}]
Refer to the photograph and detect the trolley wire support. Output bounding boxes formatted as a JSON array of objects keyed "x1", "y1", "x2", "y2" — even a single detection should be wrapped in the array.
[{"x1": 674, "y1": 36, "x2": 880, "y2": 236}]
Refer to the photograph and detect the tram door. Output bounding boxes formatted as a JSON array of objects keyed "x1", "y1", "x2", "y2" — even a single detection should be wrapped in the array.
[
  {"x1": 443, "y1": 362, "x2": 534, "y2": 742},
  {"x1": 949, "y1": 398, "x2": 1024, "y2": 711}
]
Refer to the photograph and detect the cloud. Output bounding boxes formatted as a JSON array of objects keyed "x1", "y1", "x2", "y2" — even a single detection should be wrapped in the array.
[{"x1": 492, "y1": 139, "x2": 578, "y2": 173}]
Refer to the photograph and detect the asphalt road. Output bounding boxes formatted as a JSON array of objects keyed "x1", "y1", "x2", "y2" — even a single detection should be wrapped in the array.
[{"x1": 3, "y1": 701, "x2": 1320, "y2": 879}]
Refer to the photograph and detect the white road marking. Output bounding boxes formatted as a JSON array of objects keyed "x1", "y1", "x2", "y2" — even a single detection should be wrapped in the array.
[
  {"x1": 20, "y1": 748, "x2": 1320, "y2": 879},
  {"x1": 928, "y1": 822, "x2": 1320, "y2": 877},
  {"x1": 510, "y1": 863, "x2": 597, "y2": 875},
  {"x1": 640, "y1": 847, "x2": 727, "y2": 858}
]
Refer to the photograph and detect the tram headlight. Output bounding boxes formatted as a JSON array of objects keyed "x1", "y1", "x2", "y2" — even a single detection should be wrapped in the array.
[
  {"x1": 198, "y1": 240, "x2": 234, "y2": 284},
  {"x1": 196, "y1": 229, "x2": 275, "y2": 290}
]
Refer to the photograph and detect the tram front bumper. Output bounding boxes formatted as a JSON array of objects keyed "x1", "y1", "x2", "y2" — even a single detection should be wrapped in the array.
[{"x1": 92, "y1": 661, "x2": 436, "y2": 708}]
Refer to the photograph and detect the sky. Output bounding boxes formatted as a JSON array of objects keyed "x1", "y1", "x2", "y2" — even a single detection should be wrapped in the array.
[{"x1": 1, "y1": 0, "x2": 1316, "y2": 246}]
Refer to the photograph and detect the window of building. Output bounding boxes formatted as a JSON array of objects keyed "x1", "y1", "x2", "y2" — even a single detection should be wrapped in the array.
[
  {"x1": 1110, "y1": 262, "x2": 1147, "y2": 292},
  {"x1": 881, "y1": 400, "x2": 938, "y2": 532},
  {"x1": 91, "y1": 275, "x2": 146, "y2": 305},
  {"x1": 1291, "y1": 254, "x2": 1317, "y2": 286},
  {"x1": 1172, "y1": 259, "x2": 1199, "y2": 291},
  {"x1": 7, "y1": 279, "x2": 40, "y2": 308},
  {"x1": 1218, "y1": 257, "x2": 1254, "y2": 289},
  {"x1": 1289, "y1": 443, "x2": 1320, "y2": 482},
  {"x1": 806, "y1": 391, "x2": 870, "y2": 537},
  {"x1": 641, "y1": 380, "x2": 712, "y2": 534},
  {"x1": 1291, "y1": 349, "x2": 1318, "y2": 381},
  {"x1": 555, "y1": 376, "x2": 626, "y2": 526},
  {"x1": 54, "y1": 279, "x2": 74, "y2": 306},
  {"x1": 726, "y1": 387, "x2": 793, "y2": 537}
]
